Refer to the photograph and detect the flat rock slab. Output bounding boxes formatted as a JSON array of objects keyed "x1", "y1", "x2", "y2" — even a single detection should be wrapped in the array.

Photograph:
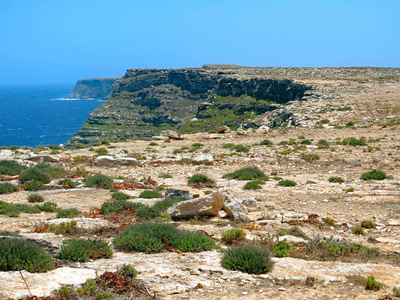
[{"x1": 0, "y1": 267, "x2": 96, "y2": 299}]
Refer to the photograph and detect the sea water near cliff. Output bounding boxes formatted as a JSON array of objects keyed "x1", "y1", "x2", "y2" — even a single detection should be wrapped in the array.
[{"x1": 0, "y1": 84, "x2": 105, "y2": 147}]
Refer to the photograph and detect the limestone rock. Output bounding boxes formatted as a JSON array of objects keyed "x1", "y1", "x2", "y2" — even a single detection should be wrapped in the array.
[
  {"x1": 94, "y1": 156, "x2": 140, "y2": 167},
  {"x1": 165, "y1": 188, "x2": 193, "y2": 200},
  {"x1": 162, "y1": 130, "x2": 184, "y2": 140},
  {"x1": 191, "y1": 153, "x2": 213, "y2": 165},
  {"x1": 166, "y1": 192, "x2": 226, "y2": 218},
  {"x1": 217, "y1": 126, "x2": 230, "y2": 133},
  {"x1": 27, "y1": 155, "x2": 59, "y2": 163},
  {"x1": 222, "y1": 196, "x2": 249, "y2": 222}
]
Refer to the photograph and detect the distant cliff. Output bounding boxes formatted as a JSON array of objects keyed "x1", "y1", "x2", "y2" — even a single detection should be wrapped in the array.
[
  {"x1": 67, "y1": 67, "x2": 310, "y2": 146},
  {"x1": 67, "y1": 78, "x2": 119, "y2": 100}
]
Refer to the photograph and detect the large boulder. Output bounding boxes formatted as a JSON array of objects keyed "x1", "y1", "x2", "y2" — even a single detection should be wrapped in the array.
[
  {"x1": 222, "y1": 196, "x2": 249, "y2": 222},
  {"x1": 166, "y1": 192, "x2": 226, "y2": 218},
  {"x1": 95, "y1": 156, "x2": 140, "y2": 167},
  {"x1": 161, "y1": 130, "x2": 184, "y2": 140},
  {"x1": 191, "y1": 153, "x2": 213, "y2": 165}
]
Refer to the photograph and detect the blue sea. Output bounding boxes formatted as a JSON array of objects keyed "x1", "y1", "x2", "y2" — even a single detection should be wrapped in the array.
[{"x1": 0, "y1": 84, "x2": 106, "y2": 147}]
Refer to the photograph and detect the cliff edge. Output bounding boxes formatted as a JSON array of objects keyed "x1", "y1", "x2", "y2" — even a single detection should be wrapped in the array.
[
  {"x1": 67, "y1": 67, "x2": 310, "y2": 146},
  {"x1": 67, "y1": 77, "x2": 119, "y2": 100}
]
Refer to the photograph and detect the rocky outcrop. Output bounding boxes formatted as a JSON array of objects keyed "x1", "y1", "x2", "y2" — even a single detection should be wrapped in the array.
[
  {"x1": 67, "y1": 78, "x2": 119, "y2": 100},
  {"x1": 67, "y1": 67, "x2": 310, "y2": 146}
]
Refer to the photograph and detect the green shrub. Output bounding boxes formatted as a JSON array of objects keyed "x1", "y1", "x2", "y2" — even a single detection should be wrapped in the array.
[
  {"x1": 0, "y1": 230, "x2": 21, "y2": 237},
  {"x1": 0, "y1": 160, "x2": 26, "y2": 175},
  {"x1": 365, "y1": 276, "x2": 381, "y2": 291},
  {"x1": 243, "y1": 181, "x2": 262, "y2": 189},
  {"x1": 113, "y1": 222, "x2": 216, "y2": 253},
  {"x1": 117, "y1": 264, "x2": 138, "y2": 279},
  {"x1": 111, "y1": 192, "x2": 130, "y2": 200},
  {"x1": 56, "y1": 208, "x2": 81, "y2": 218},
  {"x1": 300, "y1": 139, "x2": 312, "y2": 145},
  {"x1": 221, "y1": 245, "x2": 274, "y2": 274},
  {"x1": 188, "y1": 174, "x2": 215, "y2": 185},
  {"x1": 24, "y1": 181, "x2": 42, "y2": 191},
  {"x1": 36, "y1": 202, "x2": 58, "y2": 212},
  {"x1": 361, "y1": 170, "x2": 387, "y2": 180},
  {"x1": 223, "y1": 167, "x2": 269, "y2": 181},
  {"x1": 260, "y1": 139, "x2": 273, "y2": 147},
  {"x1": 346, "y1": 121, "x2": 355, "y2": 127},
  {"x1": 47, "y1": 221, "x2": 78, "y2": 235},
  {"x1": 222, "y1": 143, "x2": 235, "y2": 149},
  {"x1": 191, "y1": 143, "x2": 204, "y2": 149},
  {"x1": 328, "y1": 177, "x2": 344, "y2": 183},
  {"x1": 96, "y1": 148, "x2": 108, "y2": 156},
  {"x1": 0, "y1": 200, "x2": 45, "y2": 217},
  {"x1": 101, "y1": 139, "x2": 110, "y2": 145},
  {"x1": 317, "y1": 139, "x2": 330, "y2": 148},
  {"x1": 352, "y1": 227, "x2": 364, "y2": 235},
  {"x1": 9, "y1": 145, "x2": 20, "y2": 150},
  {"x1": 34, "y1": 164, "x2": 64, "y2": 178},
  {"x1": 361, "y1": 220, "x2": 375, "y2": 229},
  {"x1": 278, "y1": 180, "x2": 296, "y2": 187},
  {"x1": 19, "y1": 167, "x2": 50, "y2": 184},
  {"x1": 0, "y1": 239, "x2": 54, "y2": 272},
  {"x1": 58, "y1": 179, "x2": 77, "y2": 188},
  {"x1": 135, "y1": 206, "x2": 161, "y2": 220},
  {"x1": 342, "y1": 137, "x2": 366, "y2": 146},
  {"x1": 85, "y1": 174, "x2": 113, "y2": 189},
  {"x1": 221, "y1": 229, "x2": 246, "y2": 245},
  {"x1": 234, "y1": 144, "x2": 250, "y2": 153},
  {"x1": 139, "y1": 190, "x2": 163, "y2": 198},
  {"x1": 274, "y1": 239, "x2": 291, "y2": 257},
  {"x1": 100, "y1": 200, "x2": 144, "y2": 215},
  {"x1": 75, "y1": 143, "x2": 85, "y2": 149},
  {"x1": 59, "y1": 238, "x2": 112, "y2": 262},
  {"x1": 0, "y1": 183, "x2": 18, "y2": 194},
  {"x1": 27, "y1": 194, "x2": 44, "y2": 203}
]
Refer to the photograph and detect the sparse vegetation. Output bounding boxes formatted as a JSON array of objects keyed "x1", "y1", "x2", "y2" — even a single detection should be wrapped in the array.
[
  {"x1": 223, "y1": 167, "x2": 269, "y2": 181},
  {"x1": 365, "y1": 276, "x2": 382, "y2": 291},
  {"x1": 27, "y1": 193, "x2": 44, "y2": 203},
  {"x1": 361, "y1": 170, "x2": 387, "y2": 180},
  {"x1": 342, "y1": 137, "x2": 366, "y2": 146},
  {"x1": 221, "y1": 245, "x2": 274, "y2": 274},
  {"x1": 0, "y1": 160, "x2": 26, "y2": 175},
  {"x1": 221, "y1": 229, "x2": 246, "y2": 245},
  {"x1": 59, "y1": 238, "x2": 112, "y2": 262},
  {"x1": 56, "y1": 208, "x2": 81, "y2": 218},
  {"x1": 0, "y1": 182, "x2": 18, "y2": 194},
  {"x1": 328, "y1": 177, "x2": 344, "y2": 183},
  {"x1": 188, "y1": 174, "x2": 215, "y2": 185},
  {"x1": 243, "y1": 180, "x2": 263, "y2": 189},
  {"x1": 85, "y1": 174, "x2": 113, "y2": 189},
  {"x1": 138, "y1": 190, "x2": 163, "y2": 198},
  {"x1": 278, "y1": 180, "x2": 296, "y2": 187}
]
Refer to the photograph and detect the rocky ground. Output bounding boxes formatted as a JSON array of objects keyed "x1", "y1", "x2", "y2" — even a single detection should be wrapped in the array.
[{"x1": 1, "y1": 68, "x2": 400, "y2": 299}]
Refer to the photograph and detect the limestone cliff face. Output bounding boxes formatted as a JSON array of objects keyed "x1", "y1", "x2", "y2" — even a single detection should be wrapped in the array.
[
  {"x1": 67, "y1": 78, "x2": 119, "y2": 100},
  {"x1": 67, "y1": 67, "x2": 310, "y2": 145}
]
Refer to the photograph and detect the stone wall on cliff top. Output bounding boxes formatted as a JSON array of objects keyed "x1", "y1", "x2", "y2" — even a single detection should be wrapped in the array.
[
  {"x1": 67, "y1": 77, "x2": 119, "y2": 100},
  {"x1": 66, "y1": 67, "x2": 310, "y2": 146}
]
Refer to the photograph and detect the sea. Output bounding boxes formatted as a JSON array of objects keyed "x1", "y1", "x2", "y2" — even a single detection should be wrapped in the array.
[{"x1": 0, "y1": 84, "x2": 106, "y2": 147}]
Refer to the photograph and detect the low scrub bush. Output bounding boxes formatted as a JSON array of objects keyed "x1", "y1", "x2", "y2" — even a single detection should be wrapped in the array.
[
  {"x1": 221, "y1": 245, "x2": 274, "y2": 274},
  {"x1": 221, "y1": 229, "x2": 246, "y2": 245},
  {"x1": 113, "y1": 222, "x2": 216, "y2": 253},
  {"x1": 342, "y1": 137, "x2": 366, "y2": 146},
  {"x1": 188, "y1": 174, "x2": 215, "y2": 185},
  {"x1": 361, "y1": 170, "x2": 387, "y2": 180},
  {"x1": 278, "y1": 180, "x2": 296, "y2": 187},
  {"x1": 135, "y1": 206, "x2": 161, "y2": 220},
  {"x1": 95, "y1": 148, "x2": 108, "y2": 156},
  {"x1": 0, "y1": 182, "x2": 18, "y2": 194},
  {"x1": 36, "y1": 202, "x2": 58, "y2": 212},
  {"x1": 0, "y1": 239, "x2": 54, "y2": 272},
  {"x1": 27, "y1": 193, "x2": 44, "y2": 203},
  {"x1": 56, "y1": 208, "x2": 81, "y2": 218},
  {"x1": 111, "y1": 192, "x2": 130, "y2": 200},
  {"x1": 365, "y1": 276, "x2": 382, "y2": 291},
  {"x1": 23, "y1": 181, "x2": 42, "y2": 191},
  {"x1": 223, "y1": 167, "x2": 269, "y2": 181},
  {"x1": 243, "y1": 181, "x2": 262, "y2": 190},
  {"x1": 85, "y1": 174, "x2": 113, "y2": 189},
  {"x1": 352, "y1": 227, "x2": 364, "y2": 235},
  {"x1": 0, "y1": 160, "x2": 26, "y2": 175},
  {"x1": 46, "y1": 221, "x2": 78, "y2": 235},
  {"x1": 328, "y1": 177, "x2": 344, "y2": 183},
  {"x1": 260, "y1": 139, "x2": 273, "y2": 147},
  {"x1": 234, "y1": 144, "x2": 250, "y2": 153},
  {"x1": 58, "y1": 179, "x2": 77, "y2": 188},
  {"x1": 317, "y1": 139, "x2": 330, "y2": 148},
  {"x1": 300, "y1": 139, "x2": 312, "y2": 145},
  {"x1": 59, "y1": 238, "x2": 112, "y2": 262},
  {"x1": 361, "y1": 220, "x2": 375, "y2": 229},
  {"x1": 100, "y1": 199, "x2": 144, "y2": 215},
  {"x1": 0, "y1": 230, "x2": 21, "y2": 237},
  {"x1": 19, "y1": 167, "x2": 50, "y2": 184},
  {"x1": 274, "y1": 239, "x2": 291, "y2": 257},
  {"x1": 138, "y1": 190, "x2": 163, "y2": 198}
]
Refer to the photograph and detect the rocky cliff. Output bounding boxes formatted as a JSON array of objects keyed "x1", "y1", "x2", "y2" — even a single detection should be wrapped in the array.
[
  {"x1": 67, "y1": 67, "x2": 310, "y2": 145},
  {"x1": 67, "y1": 77, "x2": 119, "y2": 100}
]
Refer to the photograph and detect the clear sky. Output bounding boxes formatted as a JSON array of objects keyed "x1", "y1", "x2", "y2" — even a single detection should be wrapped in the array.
[{"x1": 0, "y1": 0, "x2": 399, "y2": 84}]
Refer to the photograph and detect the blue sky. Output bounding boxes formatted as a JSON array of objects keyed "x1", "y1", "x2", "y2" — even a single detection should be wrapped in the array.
[{"x1": 0, "y1": 0, "x2": 399, "y2": 84}]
